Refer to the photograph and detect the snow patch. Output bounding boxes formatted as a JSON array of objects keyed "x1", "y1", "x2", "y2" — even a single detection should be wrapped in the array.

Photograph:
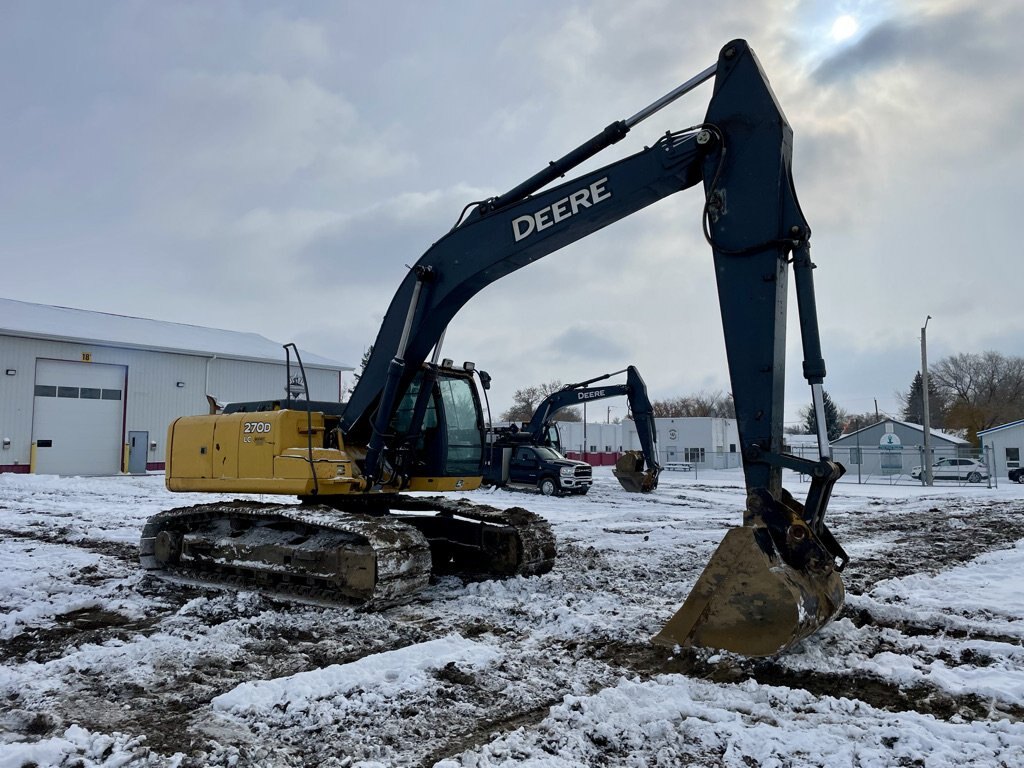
[{"x1": 212, "y1": 634, "x2": 499, "y2": 715}]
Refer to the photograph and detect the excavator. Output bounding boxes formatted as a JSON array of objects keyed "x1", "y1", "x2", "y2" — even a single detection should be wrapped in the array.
[
  {"x1": 486, "y1": 366, "x2": 662, "y2": 493},
  {"x1": 141, "y1": 39, "x2": 848, "y2": 656}
]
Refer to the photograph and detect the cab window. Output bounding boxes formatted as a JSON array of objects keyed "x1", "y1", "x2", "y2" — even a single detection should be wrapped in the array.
[{"x1": 438, "y1": 375, "x2": 482, "y2": 476}]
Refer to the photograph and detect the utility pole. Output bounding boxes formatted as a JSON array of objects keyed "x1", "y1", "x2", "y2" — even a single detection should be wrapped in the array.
[{"x1": 921, "y1": 315, "x2": 933, "y2": 486}]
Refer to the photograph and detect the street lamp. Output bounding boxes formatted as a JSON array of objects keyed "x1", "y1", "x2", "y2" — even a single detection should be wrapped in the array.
[{"x1": 921, "y1": 315, "x2": 933, "y2": 486}]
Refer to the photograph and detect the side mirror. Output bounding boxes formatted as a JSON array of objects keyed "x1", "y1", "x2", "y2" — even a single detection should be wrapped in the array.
[{"x1": 478, "y1": 370, "x2": 492, "y2": 391}]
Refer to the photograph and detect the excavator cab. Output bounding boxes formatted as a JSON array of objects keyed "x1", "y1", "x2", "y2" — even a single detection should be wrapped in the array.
[{"x1": 388, "y1": 365, "x2": 485, "y2": 481}]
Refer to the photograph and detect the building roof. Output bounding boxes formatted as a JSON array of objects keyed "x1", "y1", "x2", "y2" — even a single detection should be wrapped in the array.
[
  {"x1": 833, "y1": 418, "x2": 968, "y2": 445},
  {"x1": 0, "y1": 297, "x2": 351, "y2": 370},
  {"x1": 978, "y1": 419, "x2": 1024, "y2": 437}
]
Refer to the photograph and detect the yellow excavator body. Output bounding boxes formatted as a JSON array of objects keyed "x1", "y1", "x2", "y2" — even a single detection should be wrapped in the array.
[{"x1": 165, "y1": 409, "x2": 481, "y2": 496}]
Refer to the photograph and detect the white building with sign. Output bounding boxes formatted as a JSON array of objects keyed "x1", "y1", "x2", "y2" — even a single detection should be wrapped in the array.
[
  {"x1": 0, "y1": 297, "x2": 351, "y2": 476},
  {"x1": 828, "y1": 419, "x2": 969, "y2": 478}
]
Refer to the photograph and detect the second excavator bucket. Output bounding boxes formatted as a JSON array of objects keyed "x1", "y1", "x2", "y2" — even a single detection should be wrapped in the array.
[
  {"x1": 613, "y1": 450, "x2": 659, "y2": 493},
  {"x1": 653, "y1": 489, "x2": 845, "y2": 657}
]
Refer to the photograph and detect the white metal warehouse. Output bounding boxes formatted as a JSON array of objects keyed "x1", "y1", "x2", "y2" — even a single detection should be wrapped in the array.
[{"x1": 0, "y1": 297, "x2": 351, "y2": 476}]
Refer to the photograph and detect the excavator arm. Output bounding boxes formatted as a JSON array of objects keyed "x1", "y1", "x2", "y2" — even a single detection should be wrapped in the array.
[
  {"x1": 522, "y1": 372, "x2": 632, "y2": 442},
  {"x1": 341, "y1": 39, "x2": 847, "y2": 655},
  {"x1": 340, "y1": 126, "x2": 707, "y2": 466}
]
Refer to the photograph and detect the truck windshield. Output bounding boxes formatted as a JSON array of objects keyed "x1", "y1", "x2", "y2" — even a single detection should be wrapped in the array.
[
  {"x1": 438, "y1": 375, "x2": 482, "y2": 475},
  {"x1": 534, "y1": 446, "x2": 566, "y2": 461}
]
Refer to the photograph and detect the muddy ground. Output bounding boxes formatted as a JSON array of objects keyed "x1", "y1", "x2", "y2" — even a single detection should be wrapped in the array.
[{"x1": 1, "y1": 475, "x2": 1023, "y2": 766}]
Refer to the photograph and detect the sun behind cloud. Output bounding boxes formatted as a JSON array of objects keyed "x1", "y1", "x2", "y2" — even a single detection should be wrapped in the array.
[{"x1": 830, "y1": 14, "x2": 859, "y2": 42}]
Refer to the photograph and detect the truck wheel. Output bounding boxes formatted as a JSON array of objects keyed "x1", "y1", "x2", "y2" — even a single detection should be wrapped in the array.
[
  {"x1": 538, "y1": 477, "x2": 558, "y2": 496},
  {"x1": 967, "y1": 471, "x2": 982, "y2": 483},
  {"x1": 1017, "y1": 473, "x2": 1024, "y2": 484}
]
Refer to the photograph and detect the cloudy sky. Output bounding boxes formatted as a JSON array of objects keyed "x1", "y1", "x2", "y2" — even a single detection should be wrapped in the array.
[{"x1": 3, "y1": 0, "x2": 1022, "y2": 427}]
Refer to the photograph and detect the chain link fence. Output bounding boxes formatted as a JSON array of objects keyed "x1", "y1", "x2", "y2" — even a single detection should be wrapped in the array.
[
  {"x1": 654, "y1": 445, "x2": 998, "y2": 488},
  {"x1": 788, "y1": 444, "x2": 997, "y2": 488}
]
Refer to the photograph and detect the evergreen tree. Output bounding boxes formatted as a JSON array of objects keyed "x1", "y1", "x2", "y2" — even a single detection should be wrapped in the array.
[
  {"x1": 802, "y1": 390, "x2": 844, "y2": 441},
  {"x1": 899, "y1": 371, "x2": 944, "y2": 426},
  {"x1": 901, "y1": 372, "x2": 924, "y2": 423}
]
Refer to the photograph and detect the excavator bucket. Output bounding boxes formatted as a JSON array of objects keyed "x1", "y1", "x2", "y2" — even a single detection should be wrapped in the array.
[
  {"x1": 613, "y1": 450, "x2": 659, "y2": 493},
  {"x1": 653, "y1": 491, "x2": 845, "y2": 656}
]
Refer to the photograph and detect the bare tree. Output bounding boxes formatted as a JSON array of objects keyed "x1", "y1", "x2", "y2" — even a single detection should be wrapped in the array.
[
  {"x1": 651, "y1": 390, "x2": 735, "y2": 418},
  {"x1": 499, "y1": 381, "x2": 581, "y2": 423},
  {"x1": 930, "y1": 351, "x2": 1024, "y2": 443},
  {"x1": 843, "y1": 411, "x2": 882, "y2": 433}
]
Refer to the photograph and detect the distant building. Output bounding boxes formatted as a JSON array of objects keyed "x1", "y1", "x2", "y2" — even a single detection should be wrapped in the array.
[
  {"x1": 0, "y1": 297, "x2": 351, "y2": 476},
  {"x1": 978, "y1": 419, "x2": 1024, "y2": 480},
  {"x1": 556, "y1": 417, "x2": 740, "y2": 468},
  {"x1": 827, "y1": 418, "x2": 969, "y2": 478}
]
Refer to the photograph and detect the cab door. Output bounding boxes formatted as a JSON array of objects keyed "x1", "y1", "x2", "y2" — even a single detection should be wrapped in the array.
[{"x1": 510, "y1": 447, "x2": 541, "y2": 484}]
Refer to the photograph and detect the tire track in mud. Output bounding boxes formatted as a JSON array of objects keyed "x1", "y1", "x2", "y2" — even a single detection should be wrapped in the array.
[
  {"x1": 0, "y1": 525, "x2": 139, "y2": 563},
  {"x1": 830, "y1": 498, "x2": 1024, "y2": 596},
  {"x1": 4, "y1": 604, "x2": 440, "y2": 764},
  {"x1": 0, "y1": 525, "x2": 206, "y2": 665},
  {"x1": 577, "y1": 638, "x2": 1024, "y2": 724},
  {"x1": 571, "y1": 498, "x2": 1024, "y2": 727}
]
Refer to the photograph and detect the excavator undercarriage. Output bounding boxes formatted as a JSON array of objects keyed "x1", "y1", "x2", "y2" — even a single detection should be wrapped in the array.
[{"x1": 141, "y1": 496, "x2": 555, "y2": 606}]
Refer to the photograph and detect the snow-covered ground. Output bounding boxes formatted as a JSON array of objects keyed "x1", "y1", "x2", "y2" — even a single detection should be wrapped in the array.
[{"x1": 1, "y1": 468, "x2": 1023, "y2": 767}]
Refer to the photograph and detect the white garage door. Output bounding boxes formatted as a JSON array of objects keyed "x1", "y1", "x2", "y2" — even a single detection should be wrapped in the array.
[{"x1": 32, "y1": 359, "x2": 127, "y2": 476}]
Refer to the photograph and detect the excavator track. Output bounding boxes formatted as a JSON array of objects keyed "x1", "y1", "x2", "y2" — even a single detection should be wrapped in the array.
[
  {"x1": 389, "y1": 496, "x2": 557, "y2": 578},
  {"x1": 139, "y1": 498, "x2": 556, "y2": 607}
]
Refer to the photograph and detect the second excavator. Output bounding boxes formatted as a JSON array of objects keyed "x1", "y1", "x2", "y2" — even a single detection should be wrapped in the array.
[
  {"x1": 142, "y1": 39, "x2": 848, "y2": 657},
  {"x1": 485, "y1": 365, "x2": 661, "y2": 494}
]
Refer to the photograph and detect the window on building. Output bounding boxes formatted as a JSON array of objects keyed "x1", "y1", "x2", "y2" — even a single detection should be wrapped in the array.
[
  {"x1": 101, "y1": 389, "x2": 122, "y2": 400},
  {"x1": 80, "y1": 388, "x2": 101, "y2": 399},
  {"x1": 34, "y1": 385, "x2": 56, "y2": 397},
  {"x1": 849, "y1": 447, "x2": 862, "y2": 465},
  {"x1": 57, "y1": 386, "x2": 79, "y2": 398},
  {"x1": 684, "y1": 447, "x2": 705, "y2": 463},
  {"x1": 1007, "y1": 447, "x2": 1020, "y2": 469}
]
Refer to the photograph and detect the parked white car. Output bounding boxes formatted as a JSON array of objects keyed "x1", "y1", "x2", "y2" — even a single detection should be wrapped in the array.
[{"x1": 911, "y1": 457, "x2": 989, "y2": 483}]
